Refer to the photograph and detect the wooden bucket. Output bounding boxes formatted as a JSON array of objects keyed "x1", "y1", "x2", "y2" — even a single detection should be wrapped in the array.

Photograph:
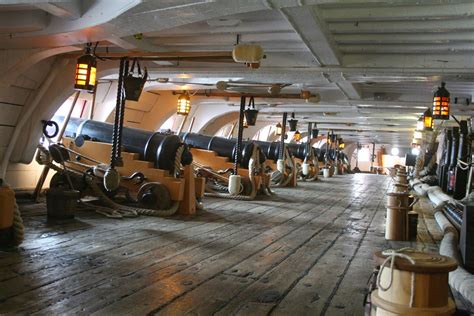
[
  {"x1": 371, "y1": 250, "x2": 457, "y2": 315},
  {"x1": 385, "y1": 206, "x2": 409, "y2": 240}
]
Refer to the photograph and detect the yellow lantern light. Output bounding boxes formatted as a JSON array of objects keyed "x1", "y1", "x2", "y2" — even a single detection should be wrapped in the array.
[
  {"x1": 177, "y1": 92, "x2": 191, "y2": 115},
  {"x1": 432, "y1": 82, "x2": 450, "y2": 120},
  {"x1": 275, "y1": 122, "x2": 282, "y2": 136},
  {"x1": 423, "y1": 108, "x2": 433, "y2": 131},
  {"x1": 338, "y1": 138, "x2": 345, "y2": 150},
  {"x1": 293, "y1": 130, "x2": 302, "y2": 142},
  {"x1": 74, "y1": 47, "x2": 97, "y2": 92}
]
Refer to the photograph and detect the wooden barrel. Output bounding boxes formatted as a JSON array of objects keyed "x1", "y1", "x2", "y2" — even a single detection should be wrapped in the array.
[
  {"x1": 386, "y1": 192, "x2": 409, "y2": 208},
  {"x1": 385, "y1": 206, "x2": 409, "y2": 240},
  {"x1": 371, "y1": 250, "x2": 457, "y2": 315}
]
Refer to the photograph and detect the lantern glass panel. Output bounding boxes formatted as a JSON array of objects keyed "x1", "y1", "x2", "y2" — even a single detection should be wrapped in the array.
[
  {"x1": 177, "y1": 94, "x2": 191, "y2": 115},
  {"x1": 432, "y1": 83, "x2": 450, "y2": 120},
  {"x1": 74, "y1": 54, "x2": 97, "y2": 92}
]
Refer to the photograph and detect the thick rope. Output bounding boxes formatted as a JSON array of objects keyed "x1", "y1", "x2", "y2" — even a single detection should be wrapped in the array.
[
  {"x1": 204, "y1": 146, "x2": 259, "y2": 200},
  {"x1": 274, "y1": 149, "x2": 294, "y2": 187},
  {"x1": 376, "y1": 248, "x2": 417, "y2": 307},
  {"x1": 12, "y1": 200, "x2": 24, "y2": 246}
]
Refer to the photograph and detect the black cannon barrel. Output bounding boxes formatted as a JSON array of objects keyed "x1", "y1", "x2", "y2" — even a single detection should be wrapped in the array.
[
  {"x1": 254, "y1": 141, "x2": 281, "y2": 162},
  {"x1": 181, "y1": 133, "x2": 265, "y2": 168},
  {"x1": 54, "y1": 116, "x2": 190, "y2": 172}
]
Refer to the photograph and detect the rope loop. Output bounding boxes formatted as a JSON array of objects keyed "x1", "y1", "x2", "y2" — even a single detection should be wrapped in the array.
[{"x1": 376, "y1": 247, "x2": 417, "y2": 307}]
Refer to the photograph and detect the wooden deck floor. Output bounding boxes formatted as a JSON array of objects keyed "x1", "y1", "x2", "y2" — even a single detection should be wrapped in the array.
[{"x1": 0, "y1": 174, "x2": 444, "y2": 315}]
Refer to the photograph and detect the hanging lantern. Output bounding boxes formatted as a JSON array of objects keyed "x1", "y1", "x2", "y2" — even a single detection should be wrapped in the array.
[
  {"x1": 288, "y1": 112, "x2": 298, "y2": 132},
  {"x1": 423, "y1": 108, "x2": 433, "y2": 131},
  {"x1": 338, "y1": 138, "x2": 345, "y2": 150},
  {"x1": 275, "y1": 122, "x2": 282, "y2": 136},
  {"x1": 74, "y1": 45, "x2": 97, "y2": 92},
  {"x1": 177, "y1": 92, "x2": 191, "y2": 115},
  {"x1": 293, "y1": 130, "x2": 302, "y2": 142},
  {"x1": 432, "y1": 82, "x2": 450, "y2": 120},
  {"x1": 311, "y1": 123, "x2": 319, "y2": 139},
  {"x1": 416, "y1": 116, "x2": 424, "y2": 131},
  {"x1": 243, "y1": 115, "x2": 249, "y2": 128},
  {"x1": 244, "y1": 96, "x2": 259, "y2": 126}
]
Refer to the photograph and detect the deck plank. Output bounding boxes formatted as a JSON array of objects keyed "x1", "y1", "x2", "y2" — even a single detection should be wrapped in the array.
[{"x1": 0, "y1": 174, "x2": 450, "y2": 315}]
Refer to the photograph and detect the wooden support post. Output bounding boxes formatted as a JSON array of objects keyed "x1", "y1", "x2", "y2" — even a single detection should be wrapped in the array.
[
  {"x1": 90, "y1": 82, "x2": 97, "y2": 120},
  {"x1": 227, "y1": 122, "x2": 236, "y2": 139},
  {"x1": 177, "y1": 165, "x2": 196, "y2": 215},
  {"x1": 177, "y1": 115, "x2": 188, "y2": 135},
  {"x1": 187, "y1": 116, "x2": 195, "y2": 133}
]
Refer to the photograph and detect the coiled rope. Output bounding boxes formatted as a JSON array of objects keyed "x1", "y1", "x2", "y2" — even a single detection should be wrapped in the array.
[
  {"x1": 273, "y1": 149, "x2": 295, "y2": 187},
  {"x1": 12, "y1": 200, "x2": 24, "y2": 246},
  {"x1": 376, "y1": 247, "x2": 417, "y2": 307}
]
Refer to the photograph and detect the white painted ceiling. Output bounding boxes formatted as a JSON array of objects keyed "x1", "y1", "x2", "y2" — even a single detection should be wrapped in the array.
[{"x1": 1, "y1": 0, "x2": 474, "y2": 146}]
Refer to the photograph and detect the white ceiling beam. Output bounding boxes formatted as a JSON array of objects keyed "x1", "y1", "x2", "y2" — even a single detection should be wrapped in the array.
[
  {"x1": 33, "y1": 0, "x2": 82, "y2": 19},
  {"x1": 343, "y1": 53, "x2": 474, "y2": 69},
  {"x1": 329, "y1": 19, "x2": 474, "y2": 34},
  {"x1": 321, "y1": 3, "x2": 474, "y2": 22},
  {"x1": 148, "y1": 42, "x2": 308, "y2": 52},
  {"x1": 280, "y1": 6, "x2": 340, "y2": 65},
  {"x1": 279, "y1": 5, "x2": 363, "y2": 99},
  {"x1": 149, "y1": 20, "x2": 293, "y2": 36},
  {"x1": 334, "y1": 32, "x2": 474, "y2": 44},
  {"x1": 151, "y1": 32, "x2": 299, "y2": 45},
  {"x1": 268, "y1": 0, "x2": 473, "y2": 7},
  {"x1": 339, "y1": 43, "x2": 474, "y2": 54},
  {"x1": 0, "y1": 10, "x2": 48, "y2": 33}
]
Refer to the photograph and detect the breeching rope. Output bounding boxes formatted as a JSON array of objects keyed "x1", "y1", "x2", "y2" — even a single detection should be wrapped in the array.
[{"x1": 204, "y1": 146, "x2": 259, "y2": 200}]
